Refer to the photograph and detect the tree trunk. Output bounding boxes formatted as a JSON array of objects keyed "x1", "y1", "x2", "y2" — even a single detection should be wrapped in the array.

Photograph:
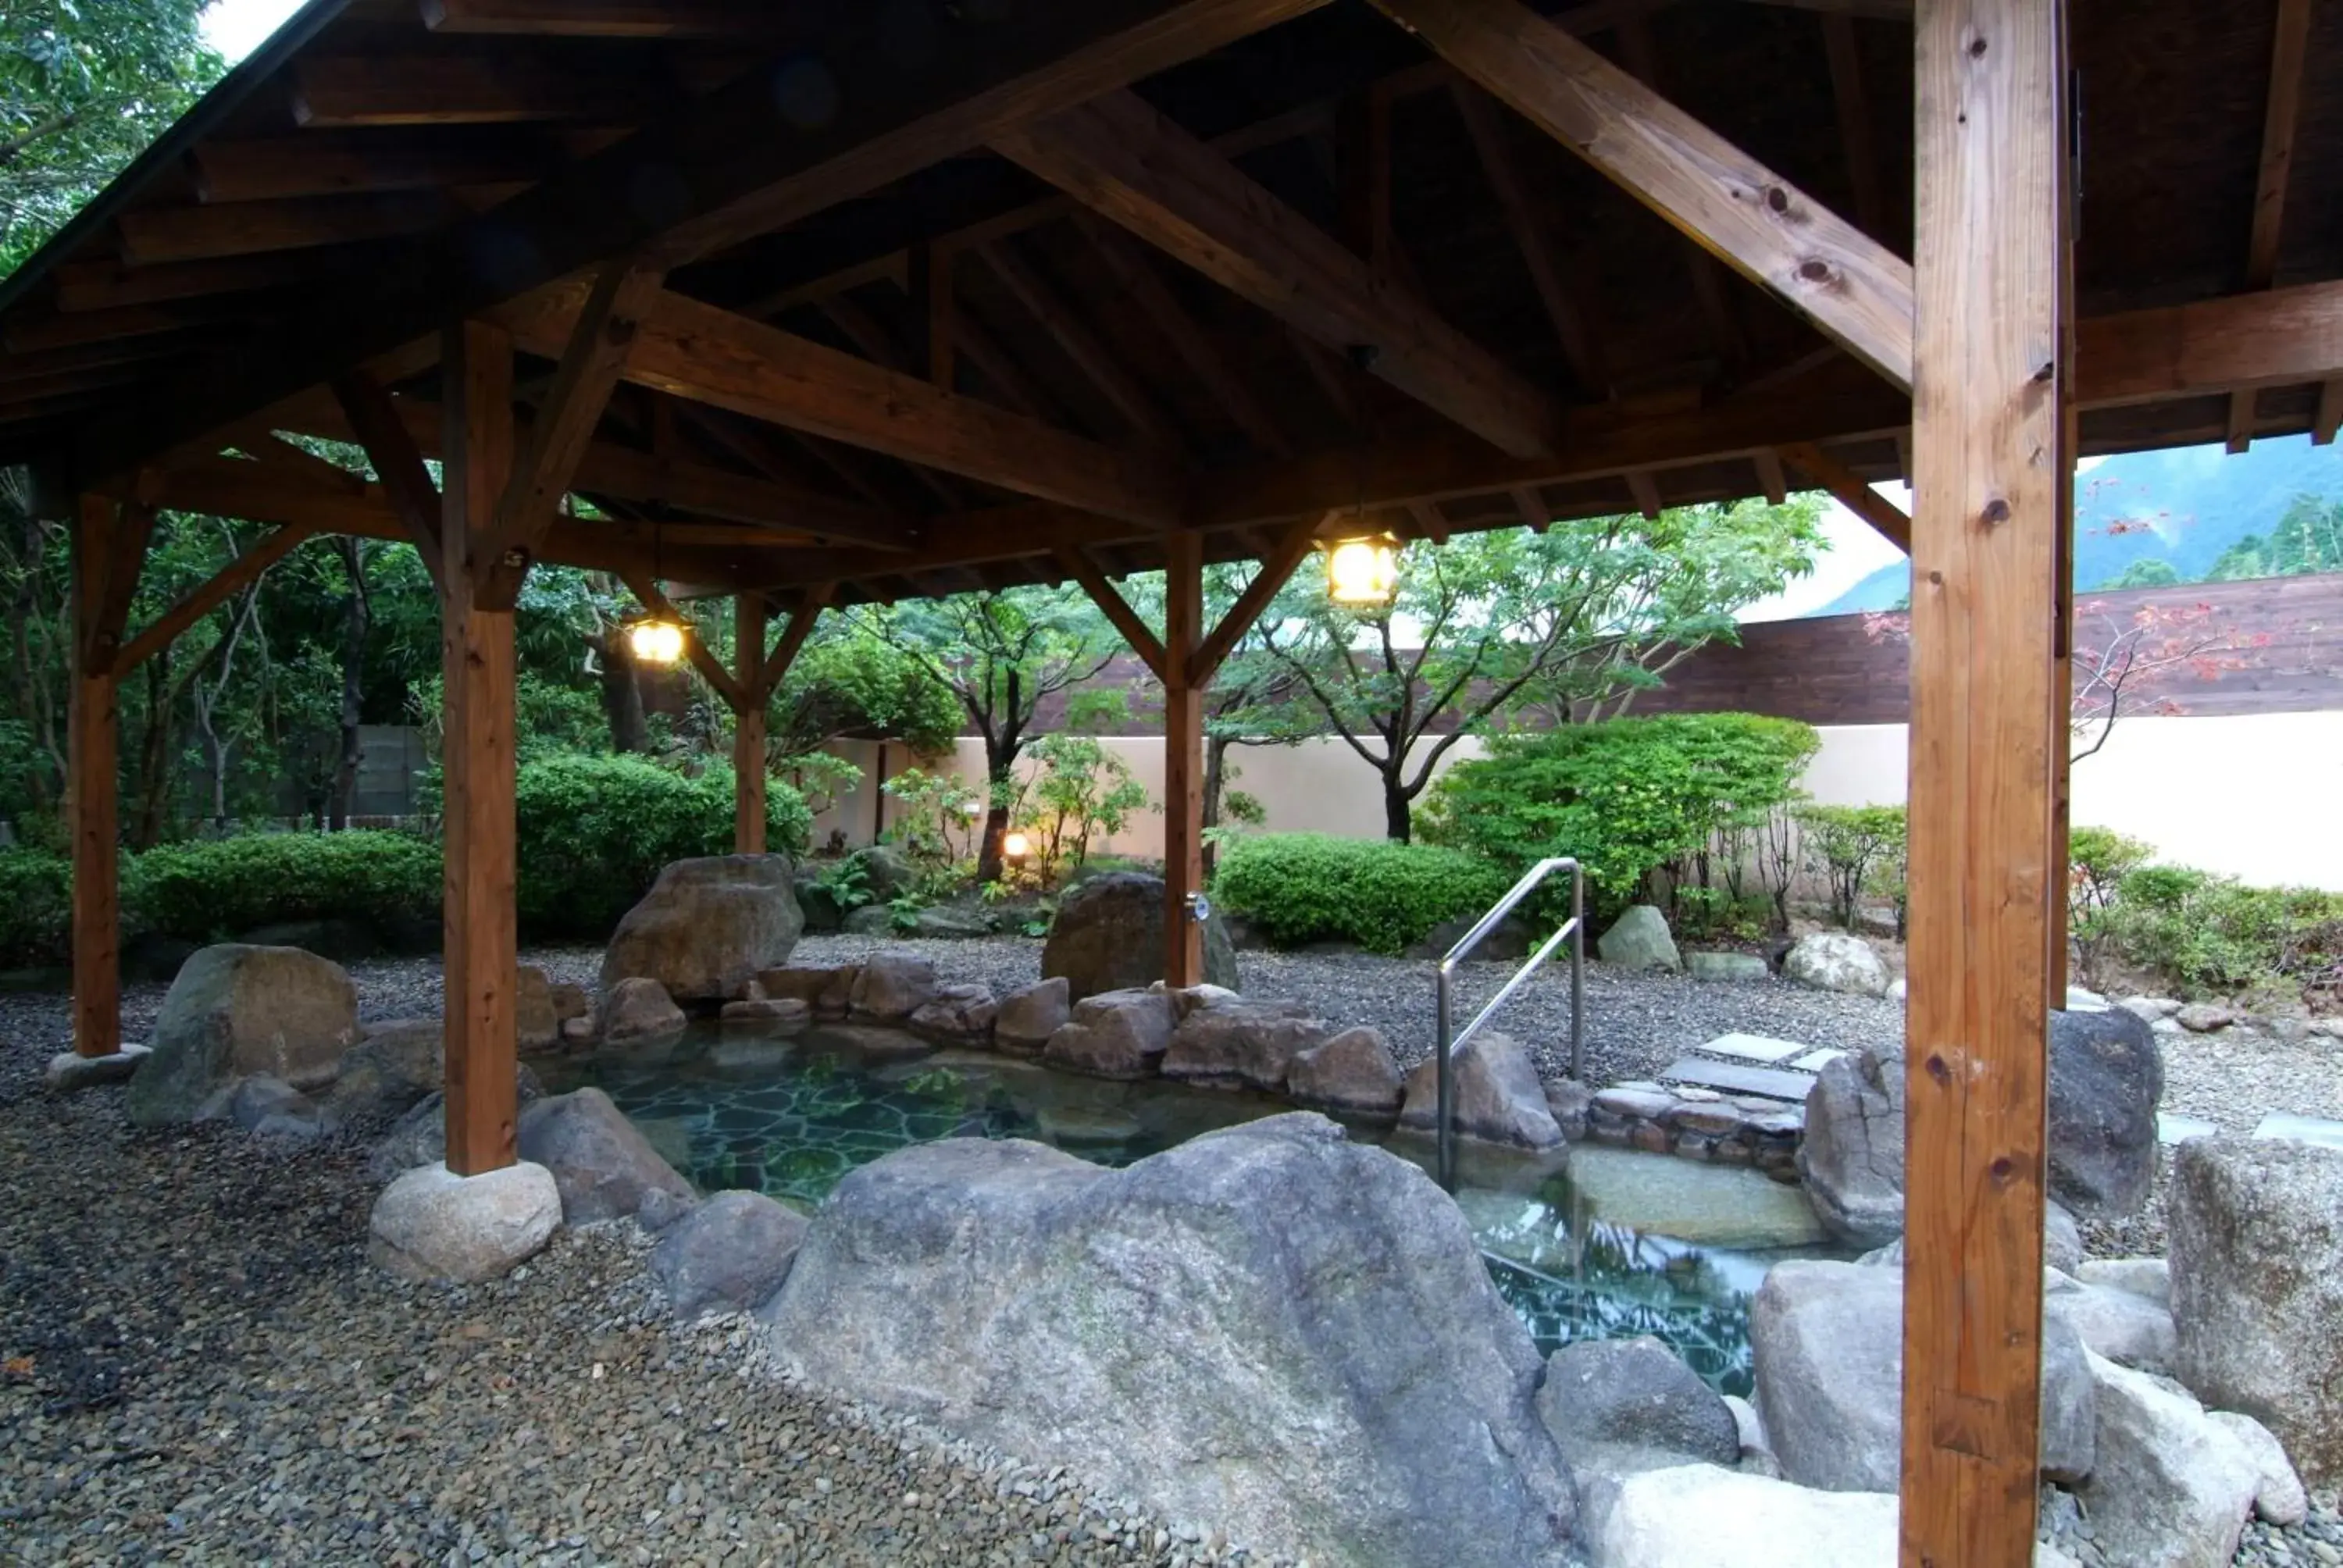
[
  {"x1": 599, "y1": 633, "x2": 650, "y2": 754},
  {"x1": 329, "y1": 539, "x2": 369, "y2": 829},
  {"x1": 131, "y1": 656, "x2": 173, "y2": 850},
  {"x1": 1201, "y1": 732, "x2": 1230, "y2": 877},
  {"x1": 1383, "y1": 772, "x2": 1412, "y2": 843}
]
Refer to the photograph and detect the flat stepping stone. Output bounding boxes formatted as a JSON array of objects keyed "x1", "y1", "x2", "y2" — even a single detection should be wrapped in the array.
[
  {"x1": 2158, "y1": 1112, "x2": 2220, "y2": 1146},
  {"x1": 1789, "y1": 1048, "x2": 1846, "y2": 1072},
  {"x1": 2252, "y1": 1113, "x2": 2343, "y2": 1149},
  {"x1": 1657, "y1": 1057, "x2": 1815, "y2": 1103},
  {"x1": 1696, "y1": 1032, "x2": 1810, "y2": 1065}
]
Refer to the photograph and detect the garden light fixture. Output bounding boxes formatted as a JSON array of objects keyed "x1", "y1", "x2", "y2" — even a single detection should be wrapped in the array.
[
  {"x1": 626, "y1": 615, "x2": 687, "y2": 667},
  {"x1": 1324, "y1": 535, "x2": 1400, "y2": 608},
  {"x1": 1002, "y1": 829, "x2": 1033, "y2": 861}
]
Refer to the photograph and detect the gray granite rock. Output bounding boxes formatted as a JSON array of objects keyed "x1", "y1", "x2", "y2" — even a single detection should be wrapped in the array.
[
  {"x1": 600, "y1": 854, "x2": 803, "y2": 1002},
  {"x1": 2206, "y1": 1410, "x2": 2308, "y2": 1528},
  {"x1": 1596, "y1": 905, "x2": 1681, "y2": 972},
  {"x1": 718, "y1": 996, "x2": 811, "y2": 1032},
  {"x1": 906, "y1": 982, "x2": 997, "y2": 1046},
  {"x1": 1781, "y1": 932, "x2": 1889, "y2": 997},
  {"x1": 2077, "y1": 1349, "x2": 2261, "y2": 1568},
  {"x1": 517, "y1": 1088, "x2": 694, "y2": 1225},
  {"x1": 44, "y1": 1042, "x2": 150, "y2": 1092},
  {"x1": 992, "y1": 977, "x2": 1070, "y2": 1057},
  {"x1": 1685, "y1": 950, "x2": 1769, "y2": 982},
  {"x1": 1286, "y1": 1026, "x2": 1405, "y2": 1119},
  {"x1": 1039, "y1": 871, "x2": 1239, "y2": 1003},
  {"x1": 2046, "y1": 1270, "x2": 2178, "y2": 1372},
  {"x1": 2077, "y1": 1256, "x2": 2170, "y2": 1307},
  {"x1": 1535, "y1": 1335, "x2": 1740, "y2": 1472},
  {"x1": 128, "y1": 944, "x2": 360, "y2": 1126},
  {"x1": 1040, "y1": 987, "x2": 1175, "y2": 1082},
  {"x1": 1577, "y1": 1464, "x2": 1898, "y2": 1568},
  {"x1": 1397, "y1": 1032, "x2": 1564, "y2": 1149},
  {"x1": 651, "y1": 1189, "x2": 808, "y2": 1319},
  {"x1": 1161, "y1": 996, "x2": 1327, "y2": 1092},
  {"x1": 367, "y1": 1161, "x2": 561, "y2": 1284},
  {"x1": 601, "y1": 976, "x2": 685, "y2": 1046},
  {"x1": 1795, "y1": 1044, "x2": 1905, "y2": 1249},
  {"x1": 848, "y1": 950, "x2": 936, "y2": 1023},
  {"x1": 2048, "y1": 1006, "x2": 2164, "y2": 1217}
]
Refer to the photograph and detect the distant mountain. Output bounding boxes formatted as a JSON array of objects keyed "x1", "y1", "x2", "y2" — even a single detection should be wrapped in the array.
[{"x1": 1810, "y1": 436, "x2": 2343, "y2": 616}]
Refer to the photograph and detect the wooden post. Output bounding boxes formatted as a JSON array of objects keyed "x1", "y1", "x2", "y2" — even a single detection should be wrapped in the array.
[
  {"x1": 1902, "y1": 1, "x2": 2070, "y2": 1564},
  {"x1": 1162, "y1": 531, "x2": 1205, "y2": 988},
  {"x1": 69, "y1": 497, "x2": 123, "y2": 1060},
  {"x1": 735, "y1": 592, "x2": 769, "y2": 854},
  {"x1": 440, "y1": 319, "x2": 521, "y2": 1177}
]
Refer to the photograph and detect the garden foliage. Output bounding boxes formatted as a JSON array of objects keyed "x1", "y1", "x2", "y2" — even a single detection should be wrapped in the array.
[
  {"x1": 2095, "y1": 861, "x2": 2343, "y2": 1003},
  {"x1": 1211, "y1": 833, "x2": 1511, "y2": 955}
]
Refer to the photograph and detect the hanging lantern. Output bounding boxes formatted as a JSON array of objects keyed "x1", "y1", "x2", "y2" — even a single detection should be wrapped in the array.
[
  {"x1": 626, "y1": 615, "x2": 688, "y2": 667},
  {"x1": 1324, "y1": 535, "x2": 1400, "y2": 607}
]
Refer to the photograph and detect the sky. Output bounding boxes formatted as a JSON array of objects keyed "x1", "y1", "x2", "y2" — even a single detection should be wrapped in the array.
[{"x1": 202, "y1": 0, "x2": 305, "y2": 62}]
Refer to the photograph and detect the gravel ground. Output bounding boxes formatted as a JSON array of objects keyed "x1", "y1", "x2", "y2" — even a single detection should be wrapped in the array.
[{"x1": 0, "y1": 988, "x2": 1274, "y2": 1568}]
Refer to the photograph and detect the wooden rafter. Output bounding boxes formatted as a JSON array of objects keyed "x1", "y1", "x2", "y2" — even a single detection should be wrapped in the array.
[
  {"x1": 190, "y1": 135, "x2": 559, "y2": 204},
  {"x1": 1612, "y1": 14, "x2": 1747, "y2": 376},
  {"x1": 1777, "y1": 440, "x2": 1909, "y2": 550},
  {"x1": 1753, "y1": 448, "x2": 1788, "y2": 505},
  {"x1": 1451, "y1": 82, "x2": 1606, "y2": 394},
  {"x1": 1056, "y1": 545, "x2": 1170, "y2": 680},
  {"x1": 1819, "y1": 14, "x2": 1884, "y2": 237},
  {"x1": 421, "y1": 0, "x2": 797, "y2": 38},
  {"x1": 116, "y1": 192, "x2": 473, "y2": 267},
  {"x1": 1373, "y1": 0, "x2": 1915, "y2": 391},
  {"x1": 976, "y1": 236, "x2": 1181, "y2": 449},
  {"x1": 994, "y1": 90, "x2": 1566, "y2": 460},
  {"x1": 2227, "y1": 0, "x2": 2314, "y2": 451}
]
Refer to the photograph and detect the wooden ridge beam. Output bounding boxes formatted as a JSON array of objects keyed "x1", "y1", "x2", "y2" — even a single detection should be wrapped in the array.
[
  {"x1": 2228, "y1": 0, "x2": 2314, "y2": 451},
  {"x1": 995, "y1": 89, "x2": 1565, "y2": 460},
  {"x1": 1189, "y1": 511, "x2": 1324, "y2": 682},
  {"x1": 481, "y1": 261, "x2": 665, "y2": 603},
  {"x1": 1371, "y1": 0, "x2": 1914, "y2": 391},
  {"x1": 1056, "y1": 545, "x2": 1170, "y2": 680},
  {"x1": 497, "y1": 283, "x2": 1184, "y2": 526},
  {"x1": 79, "y1": 0, "x2": 1334, "y2": 483},
  {"x1": 1778, "y1": 440, "x2": 1909, "y2": 550},
  {"x1": 115, "y1": 523, "x2": 323, "y2": 675}
]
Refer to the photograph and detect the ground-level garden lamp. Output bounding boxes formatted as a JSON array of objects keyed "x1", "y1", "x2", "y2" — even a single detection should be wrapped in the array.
[{"x1": 625, "y1": 525, "x2": 690, "y2": 666}]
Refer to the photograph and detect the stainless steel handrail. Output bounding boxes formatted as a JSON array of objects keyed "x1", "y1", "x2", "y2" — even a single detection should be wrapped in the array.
[{"x1": 1434, "y1": 856, "x2": 1583, "y2": 1192}]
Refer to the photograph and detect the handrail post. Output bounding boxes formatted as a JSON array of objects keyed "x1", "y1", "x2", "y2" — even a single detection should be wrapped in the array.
[
  {"x1": 1435, "y1": 965, "x2": 1456, "y2": 1190},
  {"x1": 1570, "y1": 863, "x2": 1585, "y2": 1081}
]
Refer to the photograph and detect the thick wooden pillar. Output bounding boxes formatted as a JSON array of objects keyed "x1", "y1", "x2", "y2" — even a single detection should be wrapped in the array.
[
  {"x1": 440, "y1": 320, "x2": 520, "y2": 1177},
  {"x1": 734, "y1": 592, "x2": 769, "y2": 855},
  {"x1": 1162, "y1": 532, "x2": 1205, "y2": 988},
  {"x1": 68, "y1": 497, "x2": 123, "y2": 1060},
  {"x1": 1902, "y1": 2, "x2": 2070, "y2": 1564}
]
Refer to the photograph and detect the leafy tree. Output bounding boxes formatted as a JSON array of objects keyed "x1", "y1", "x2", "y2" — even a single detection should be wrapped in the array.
[
  {"x1": 858, "y1": 587, "x2": 1122, "y2": 882},
  {"x1": 2208, "y1": 494, "x2": 2343, "y2": 582},
  {"x1": 1251, "y1": 501, "x2": 1823, "y2": 841},
  {"x1": 768, "y1": 618, "x2": 961, "y2": 760},
  {"x1": 2101, "y1": 557, "x2": 2181, "y2": 590},
  {"x1": 3, "y1": 0, "x2": 222, "y2": 273}
]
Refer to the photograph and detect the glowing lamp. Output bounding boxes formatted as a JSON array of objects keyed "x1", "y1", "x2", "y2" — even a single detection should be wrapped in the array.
[
  {"x1": 1002, "y1": 830, "x2": 1033, "y2": 861},
  {"x1": 626, "y1": 616, "x2": 687, "y2": 666},
  {"x1": 1325, "y1": 536, "x2": 1400, "y2": 607}
]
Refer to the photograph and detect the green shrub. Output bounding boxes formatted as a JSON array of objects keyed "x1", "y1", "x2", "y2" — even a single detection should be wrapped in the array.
[
  {"x1": 1799, "y1": 804, "x2": 1907, "y2": 932},
  {"x1": 0, "y1": 848, "x2": 73, "y2": 968},
  {"x1": 131, "y1": 831, "x2": 442, "y2": 943},
  {"x1": 1211, "y1": 833, "x2": 1511, "y2": 955},
  {"x1": 2102, "y1": 864, "x2": 2343, "y2": 1000},
  {"x1": 514, "y1": 754, "x2": 811, "y2": 938},
  {"x1": 1421, "y1": 714, "x2": 1819, "y2": 917},
  {"x1": 2069, "y1": 825, "x2": 2155, "y2": 979}
]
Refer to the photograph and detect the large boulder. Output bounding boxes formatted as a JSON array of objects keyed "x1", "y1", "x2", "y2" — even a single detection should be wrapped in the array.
[
  {"x1": 128, "y1": 944, "x2": 360, "y2": 1127},
  {"x1": 1040, "y1": 987, "x2": 1175, "y2": 1081},
  {"x1": 516, "y1": 964, "x2": 559, "y2": 1053},
  {"x1": 1796, "y1": 1045, "x2": 1906, "y2": 1250},
  {"x1": 2045, "y1": 1270, "x2": 2177, "y2": 1373},
  {"x1": 1535, "y1": 1336, "x2": 1740, "y2": 1473},
  {"x1": 764, "y1": 1115, "x2": 1579, "y2": 1567},
  {"x1": 1578, "y1": 1464, "x2": 1899, "y2": 1568},
  {"x1": 992, "y1": 977, "x2": 1070, "y2": 1057},
  {"x1": 2167, "y1": 1135, "x2": 2343, "y2": 1486},
  {"x1": 2047, "y1": 1007, "x2": 2163, "y2": 1217},
  {"x1": 1286, "y1": 1027, "x2": 1405, "y2": 1119},
  {"x1": 1596, "y1": 905, "x2": 1681, "y2": 972},
  {"x1": 1039, "y1": 872, "x2": 1239, "y2": 1002},
  {"x1": 517, "y1": 1088, "x2": 695, "y2": 1225},
  {"x1": 1750, "y1": 1260, "x2": 2093, "y2": 1492},
  {"x1": 2075, "y1": 1351, "x2": 2262, "y2": 1568},
  {"x1": 1397, "y1": 1032, "x2": 1564, "y2": 1149},
  {"x1": 368, "y1": 1161, "x2": 561, "y2": 1284},
  {"x1": 650, "y1": 1190, "x2": 808, "y2": 1319},
  {"x1": 1781, "y1": 932, "x2": 1890, "y2": 997},
  {"x1": 365, "y1": 1074, "x2": 547, "y2": 1180},
  {"x1": 1161, "y1": 997, "x2": 1328, "y2": 1092},
  {"x1": 757, "y1": 964, "x2": 857, "y2": 1021},
  {"x1": 599, "y1": 854, "x2": 804, "y2": 1003},
  {"x1": 323, "y1": 1017, "x2": 444, "y2": 1124},
  {"x1": 907, "y1": 983, "x2": 997, "y2": 1046},
  {"x1": 601, "y1": 976, "x2": 686, "y2": 1046},
  {"x1": 847, "y1": 950, "x2": 936, "y2": 1024}
]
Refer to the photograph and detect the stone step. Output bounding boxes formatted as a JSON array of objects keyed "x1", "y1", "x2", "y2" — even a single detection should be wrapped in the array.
[
  {"x1": 2252, "y1": 1112, "x2": 2343, "y2": 1149},
  {"x1": 2158, "y1": 1112, "x2": 2220, "y2": 1146},
  {"x1": 1789, "y1": 1048, "x2": 1846, "y2": 1073},
  {"x1": 1693, "y1": 1032, "x2": 1810, "y2": 1065},
  {"x1": 1656, "y1": 1057, "x2": 1817, "y2": 1103}
]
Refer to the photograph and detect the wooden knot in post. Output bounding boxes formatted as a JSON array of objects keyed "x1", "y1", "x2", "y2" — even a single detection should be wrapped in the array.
[
  {"x1": 1798, "y1": 258, "x2": 1833, "y2": 285},
  {"x1": 1925, "y1": 1053, "x2": 1952, "y2": 1085},
  {"x1": 1765, "y1": 186, "x2": 1791, "y2": 214},
  {"x1": 1981, "y1": 497, "x2": 2011, "y2": 526}
]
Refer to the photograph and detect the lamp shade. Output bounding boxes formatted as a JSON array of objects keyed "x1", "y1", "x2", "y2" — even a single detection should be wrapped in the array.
[{"x1": 1325, "y1": 536, "x2": 1400, "y2": 606}]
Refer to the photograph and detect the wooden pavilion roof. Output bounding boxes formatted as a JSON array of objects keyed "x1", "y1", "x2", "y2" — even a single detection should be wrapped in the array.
[{"x1": 2, "y1": 0, "x2": 2340, "y2": 604}]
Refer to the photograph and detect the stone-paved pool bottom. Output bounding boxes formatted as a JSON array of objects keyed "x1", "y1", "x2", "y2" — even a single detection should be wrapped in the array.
[{"x1": 540, "y1": 1024, "x2": 1848, "y2": 1397}]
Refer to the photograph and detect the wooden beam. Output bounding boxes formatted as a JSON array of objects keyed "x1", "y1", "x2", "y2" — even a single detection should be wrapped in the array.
[
  {"x1": 1611, "y1": 14, "x2": 1748, "y2": 376},
  {"x1": 116, "y1": 193, "x2": 464, "y2": 266},
  {"x1": 1753, "y1": 448, "x2": 1788, "y2": 505},
  {"x1": 115, "y1": 523, "x2": 322, "y2": 675},
  {"x1": 2077, "y1": 278, "x2": 2343, "y2": 407},
  {"x1": 1778, "y1": 440, "x2": 1910, "y2": 550},
  {"x1": 975, "y1": 237, "x2": 1181, "y2": 449},
  {"x1": 1056, "y1": 546, "x2": 1170, "y2": 681},
  {"x1": 923, "y1": 244, "x2": 956, "y2": 388},
  {"x1": 1621, "y1": 470, "x2": 1662, "y2": 521},
  {"x1": 83, "y1": 0, "x2": 1334, "y2": 481},
  {"x1": 757, "y1": 582, "x2": 835, "y2": 698},
  {"x1": 2227, "y1": 0, "x2": 2314, "y2": 451},
  {"x1": 332, "y1": 370, "x2": 447, "y2": 588},
  {"x1": 1900, "y1": 0, "x2": 2067, "y2": 1562},
  {"x1": 994, "y1": 90, "x2": 1567, "y2": 459},
  {"x1": 1162, "y1": 529, "x2": 1206, "y2": 988},
  {"x1": 621, "y1": 571, "x2": 745, "y2": 711},
  {"x1": 191, "y1": 135, "x2": 559, "y2": 204},
  {"x1": 1820, "y1": 14, "x2": 1885, "y2": 236},
  {"x1": 51, "y1": 251, "x2": 337, "y2": 312},
  {"x1": 2316, "y1": 379, "x2": 2343, "y2": 446},
  {"x1": 291, "y1": 55, "x2": 644, "y2": 127},
  {"x1": 423, "y1": 0, "x2": 798, "y2": 37},
  {"x1": 480, "y1": 262, "x2": 664, "y2": 604},
  {"x1": 1451, "y1": 82, "x2": 1606, "y2": 393},
  {"x1": 439, "y1": 320, "x2": 521, "y2": 1177},
  {"x1": 69, "y1": 497, "x2": 130, "y2": 1059},
  {"x1": 1075, "y1": 213, "x2": 1295, "y2": 458},
  {"x1": 1189, "y1": 512, "x2": 1324, "y2": 682},
  {"x1": 734, "y1": 592, "x2": 769, "y2": 853},
  {"x1": 1372, "y1": 0, "x2": 1915, "y2": 391},
  {"x1": 498, "y1": 283, "x2": 1184, "y2": 527}
]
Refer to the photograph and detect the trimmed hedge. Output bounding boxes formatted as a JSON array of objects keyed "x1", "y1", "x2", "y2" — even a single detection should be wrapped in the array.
[
  {"x1": 1211, "y1": 832, "x2": 1511, "y2": 955},
  {"x1": 2102, "y1": 864, "x2": 2343, "y2": 1002},
  {"x1": 515, "y1": 754, "x2": 811, "y2": 936},
  {"x1": 0, "y1": 848, "x2": 73, "y2": 968},
  {"x1": 134, "y1": 830, "x2": 442, "y2": 944}
]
